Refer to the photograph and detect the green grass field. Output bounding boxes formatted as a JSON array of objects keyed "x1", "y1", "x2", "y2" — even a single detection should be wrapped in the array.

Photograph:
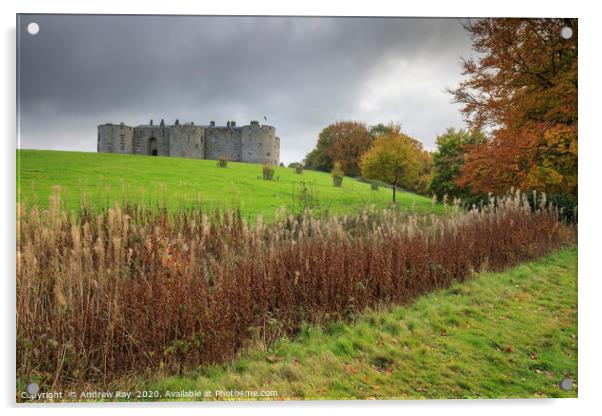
[
  {"x1": 97, "y1": 246, "x2": 576, "y2": 401},
  {"x1": 17, "y1": 149, "x2": 442, "y2": 220}
]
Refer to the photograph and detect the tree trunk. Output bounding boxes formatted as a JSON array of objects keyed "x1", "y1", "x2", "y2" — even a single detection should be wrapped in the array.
[{"x1": 392, "y1": 185, "x2": 396, "y2": 204}]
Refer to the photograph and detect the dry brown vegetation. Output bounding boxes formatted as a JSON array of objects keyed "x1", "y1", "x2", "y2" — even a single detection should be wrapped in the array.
[{"x1": 16, "y1": 189, "x2": 573, "y2": 389}]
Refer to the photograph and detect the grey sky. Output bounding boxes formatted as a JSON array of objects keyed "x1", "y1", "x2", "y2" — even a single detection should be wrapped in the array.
[{"x1": 17, "y1": 14, "x2": 473, "y2": 164}]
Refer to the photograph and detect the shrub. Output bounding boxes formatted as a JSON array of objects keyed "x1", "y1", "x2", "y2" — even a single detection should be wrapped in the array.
[
  {"x1": 262, "y1": 163, "x2": 275, "y2": 180},
  {"x1": 288, "y1": 162, "x2": 304, "y2": 174},
  {"x1": 16, "y1": 191, "x2": 573, "y2": 390},
  {"x1": 218, "y1": 155, "x2": 228, "y2": 168},
  {"x1": 370, "y1": 180, "x2": 379, "y2": 191},
  {"x1": 331, "y1": 162, "x2": 344, "y2": 187}
]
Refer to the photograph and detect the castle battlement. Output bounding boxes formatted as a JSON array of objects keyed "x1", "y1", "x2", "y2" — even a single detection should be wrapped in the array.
[{"x1": 97, "y1": 119, "x2": 280, "y2": 165}]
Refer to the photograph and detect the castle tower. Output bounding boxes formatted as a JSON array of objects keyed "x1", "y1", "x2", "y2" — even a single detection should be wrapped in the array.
[
  {"x1": 97, "y1": 123, "x2": 134, "y2": 154},
  {"x1": 240, "y1": 122, "x2": 279, "y2": 165}
]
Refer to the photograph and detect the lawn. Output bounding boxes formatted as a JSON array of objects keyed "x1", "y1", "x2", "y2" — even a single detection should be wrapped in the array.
[
  {"x1": 16, "y1": 149, "x2": 442, "y2": 220},
  {"x1": 104, "y1": 246, "x2": 577, "y2": 401}
]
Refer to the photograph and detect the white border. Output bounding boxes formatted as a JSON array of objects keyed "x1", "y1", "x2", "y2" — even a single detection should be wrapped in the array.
[{"x1": 2, "y1": 1, "x2": 600, "y2": 415}]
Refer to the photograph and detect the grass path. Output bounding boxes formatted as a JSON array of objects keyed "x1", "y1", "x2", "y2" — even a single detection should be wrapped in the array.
[
  {"x1": 17, "y1": 149, "x2": 442, "y2": 220},
  {"x1": 115, "y1": 246, "x2": 577, "y2": 401}
]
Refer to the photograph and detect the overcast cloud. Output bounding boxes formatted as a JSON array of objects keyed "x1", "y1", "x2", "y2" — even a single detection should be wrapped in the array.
[{"x1": 17, "y1": 15, "x2": 473, "y2": 164}]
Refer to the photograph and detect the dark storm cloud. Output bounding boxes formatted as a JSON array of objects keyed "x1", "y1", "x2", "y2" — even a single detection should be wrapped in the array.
[{"x1": 17, "y1": 14, "x2": 473, "y2": 163}]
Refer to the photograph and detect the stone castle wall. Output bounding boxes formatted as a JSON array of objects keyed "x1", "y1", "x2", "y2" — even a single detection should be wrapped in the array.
[
  {"x1": 167, "y1": 125, "x2": 205, "y2": 159},
  {"x1": 133, "y1": 125, "x2": 169, "y2": 156},
  {"x1": 204, "y1": 127, "x2": 243, "y2": 161},
  {"x1": 98, "y1": 120, "x2": 279, "y2": 164}
]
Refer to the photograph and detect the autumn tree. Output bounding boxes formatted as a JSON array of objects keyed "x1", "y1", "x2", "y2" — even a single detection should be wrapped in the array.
[
  {"x1": 371, "y1": 123, "x2": 433, "y2": 195},
  {"x1": 304, "y1": 121, "x2": 374, "y2": 176},
  {"x1": 415, "y1": 148, "x2": 434, "y2": 195},
  {"x1": 360, "y1": 132, "x2": 423, "y2": 203},
  {"x1": 451, "y1": 18, "x2": 577, "y2": 200},
  {"x1": 429, "y1": 128, "x2": 484, "y2": 200}
]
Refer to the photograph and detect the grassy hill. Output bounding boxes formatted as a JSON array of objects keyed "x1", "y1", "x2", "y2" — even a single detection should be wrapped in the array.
[
  {"x1": 71, "y1": 246, "x2": 576, "y2": 401},
  {"x1": 17, "y1": 150, "x2": 442, "y2": 220}
]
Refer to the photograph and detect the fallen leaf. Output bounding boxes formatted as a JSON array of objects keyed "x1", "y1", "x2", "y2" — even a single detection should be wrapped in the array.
[{"x1": 343, "y1": 364, "x2": 358, "y2": 374}]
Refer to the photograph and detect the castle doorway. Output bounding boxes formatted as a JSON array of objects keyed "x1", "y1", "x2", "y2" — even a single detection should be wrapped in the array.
[{"x1": 148, "y1": 137, "x2": 159, "y2": 156}]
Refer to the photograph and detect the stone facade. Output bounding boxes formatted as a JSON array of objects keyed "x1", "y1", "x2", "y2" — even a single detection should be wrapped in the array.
[{"x1": 97, "y1": 119, "x2": 280, "y2": 165}]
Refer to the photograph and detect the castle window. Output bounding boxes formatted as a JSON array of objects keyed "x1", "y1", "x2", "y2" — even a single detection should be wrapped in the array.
[
  {"x1": 267, "y1": 152, "x2": 271, "y2": 157},
  {"x1": 195, "y1": 143, "x2": 199, "y2": 149},
  {"x1": 120, "y1": 134, "x2": 125, "y2": 151}
]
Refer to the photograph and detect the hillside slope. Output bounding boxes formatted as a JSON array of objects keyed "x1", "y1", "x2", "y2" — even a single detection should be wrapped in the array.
[{"x1": 17, "y1": 149, "x2": 441, "y2": 219}]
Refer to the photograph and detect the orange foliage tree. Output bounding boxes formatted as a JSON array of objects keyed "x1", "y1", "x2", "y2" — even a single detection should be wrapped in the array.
[
  {"x1": 325, "y1": 121, "x2": 375, "y2": 177},
  {"x1": 452, "y1": 18, "x2": 577, "y2": 199},
  {"x1": 304, "y1": 121, "x2": 374, "y2": 177}
]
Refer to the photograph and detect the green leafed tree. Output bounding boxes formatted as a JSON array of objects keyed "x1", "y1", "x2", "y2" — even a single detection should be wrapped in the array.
[{"x1": 429, "y1": 128, "x2": 484, "y2": 200}]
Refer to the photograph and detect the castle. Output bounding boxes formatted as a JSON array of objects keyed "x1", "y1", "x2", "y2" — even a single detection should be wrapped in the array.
[{"x1": 97, "y1": 119, "x2": 280, "y2": 165}]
